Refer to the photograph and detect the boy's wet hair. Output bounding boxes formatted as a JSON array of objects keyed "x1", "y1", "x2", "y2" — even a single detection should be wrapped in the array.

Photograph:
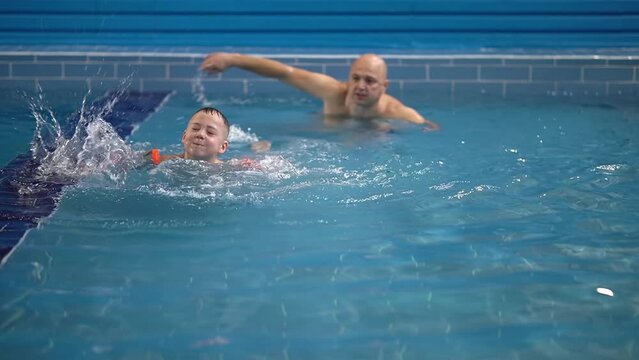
[{"x1": 194, "y1": 107, "x2": 230, "y2": 134}]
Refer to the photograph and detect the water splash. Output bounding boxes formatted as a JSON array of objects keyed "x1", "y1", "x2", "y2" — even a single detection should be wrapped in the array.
[
  {"x1": 193, "y1": 73, "x2": 213, "y2": 107},
  {"x1": 135, "y1": 154, "x2": 306, "y2": 204},
  {"x1": 29, "y1": 88, "x2": 63, "y2": 161},
  {"x1": 28, "y1": 86, "x2": 137, "y2": 185},
  {"x1": 228, "y1": 125, "x2": 259, "y2": 144}
]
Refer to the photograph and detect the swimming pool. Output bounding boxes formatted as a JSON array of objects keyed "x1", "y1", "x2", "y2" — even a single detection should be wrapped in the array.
[{"x1": 1, "y1": 56, "x2": 639, "y2": 358}]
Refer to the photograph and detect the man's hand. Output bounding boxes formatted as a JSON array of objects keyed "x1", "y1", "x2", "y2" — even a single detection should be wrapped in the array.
[
  {"x1": 422, "y1": 123, "x2": 440, "y2": 132},
  {"x1": 200, "y1": 52, "x2": 235, "y2": 73}
]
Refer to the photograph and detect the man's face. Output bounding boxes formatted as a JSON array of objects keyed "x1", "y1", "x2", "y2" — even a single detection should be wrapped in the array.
[
  {"x1": 347, "y1": 57, "x2": 388, "y2": 107},
  {"x1": 182, "y1": 111, "x2": 228, "y2": 162}
]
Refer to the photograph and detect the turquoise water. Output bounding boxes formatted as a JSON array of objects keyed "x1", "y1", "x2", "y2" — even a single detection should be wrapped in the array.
[{"x1": 1, "y1": 89, "x2": 638, "y2": 359}]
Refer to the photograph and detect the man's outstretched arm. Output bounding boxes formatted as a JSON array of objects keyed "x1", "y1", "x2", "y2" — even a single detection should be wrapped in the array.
[{"x1": 201, "y1": 52, "x2": 342, "y2": 101}]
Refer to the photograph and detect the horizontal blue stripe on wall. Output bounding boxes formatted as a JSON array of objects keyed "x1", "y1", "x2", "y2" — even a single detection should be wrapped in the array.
[
  {"x1": 1, "y1": 0, "x2": 639, "y2": 48},
  {"x1": 2, "y1": 1, "x2": 639, "y2": 14},
  {"x1": 2, "y1": 15, "x2": 639, "y2": 32}
]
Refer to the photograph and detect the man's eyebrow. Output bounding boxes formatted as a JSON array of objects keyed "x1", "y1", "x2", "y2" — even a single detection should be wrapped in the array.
[{"x1": 352, "y1": 71, "x2": 377, "y2": 77}]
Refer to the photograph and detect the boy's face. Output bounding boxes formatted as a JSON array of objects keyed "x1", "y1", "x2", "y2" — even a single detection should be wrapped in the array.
[{"x1": 182, "y1": 111, "x2": 228, "y2": 163}]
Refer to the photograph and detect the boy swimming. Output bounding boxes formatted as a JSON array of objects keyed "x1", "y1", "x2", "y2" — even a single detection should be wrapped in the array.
[{"x1": 146, "y1": 107, "x2": 269, "y2": 165}]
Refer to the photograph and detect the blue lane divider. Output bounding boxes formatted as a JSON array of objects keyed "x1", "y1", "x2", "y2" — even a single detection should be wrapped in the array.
[{"x1": 0, "y1": 90, "x2": 171, "y2": 263}]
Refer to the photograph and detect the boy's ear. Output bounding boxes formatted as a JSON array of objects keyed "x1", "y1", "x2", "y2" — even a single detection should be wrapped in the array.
[
  {"x1": 181, "y1": 131, "x2": 187, "y2": 145},
  {"x1": 219, "y1": 141, "x2": 228, "y2": 154}
]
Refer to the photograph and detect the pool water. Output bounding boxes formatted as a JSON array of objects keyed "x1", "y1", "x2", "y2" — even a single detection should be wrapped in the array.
[{"x1": 1, "y1": 88, "x2": 638, "y2": 359}]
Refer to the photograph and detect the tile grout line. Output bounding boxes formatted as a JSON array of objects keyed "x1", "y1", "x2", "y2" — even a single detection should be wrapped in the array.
[{"x1": 1, "y1": 51, "x2": 639, "y2": 61}]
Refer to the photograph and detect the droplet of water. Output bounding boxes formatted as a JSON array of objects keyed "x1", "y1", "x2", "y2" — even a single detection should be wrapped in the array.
[{"x1": 596, "y1": 287, "x2": 614, "y2": 297}]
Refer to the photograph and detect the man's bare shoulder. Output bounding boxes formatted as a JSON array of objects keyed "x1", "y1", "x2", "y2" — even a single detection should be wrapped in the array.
[
  {"x1": 322, "y1": 82, "x2": 349, "y2": 112},
  {"x1": 383, "y1": 95, "x2": 442, "y2": 130},
  {"x1": 382, "y1": 93, "x2": 403, "y2": 107},
  {"x1": 380, "y1": 95, "x2": 426, "y2": 124},
  {"x1": 330, "y1": 81, "x2": 349, "y2": 99}
]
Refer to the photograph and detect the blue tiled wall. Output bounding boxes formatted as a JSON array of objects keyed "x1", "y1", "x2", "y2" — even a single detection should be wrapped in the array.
[
  {"x1": 1, "y1": 1, "x2": 639, "y2": 48},
  {"x1": 1, "y1": 52, "x2": 638, "y2": 100}
]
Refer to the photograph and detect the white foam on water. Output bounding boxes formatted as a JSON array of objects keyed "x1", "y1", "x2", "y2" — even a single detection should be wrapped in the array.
[
  {"x1": 228, "y1": 125, "x2": 259, "y2": 144},
  {"x1": 135, "y1": 154, "x2": 307, "y2": 204}
]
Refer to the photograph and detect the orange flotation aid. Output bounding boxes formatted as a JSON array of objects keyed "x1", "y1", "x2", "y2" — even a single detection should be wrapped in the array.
[{"x1": 150, "y1": 149, "x2": 161, "y2": 165}]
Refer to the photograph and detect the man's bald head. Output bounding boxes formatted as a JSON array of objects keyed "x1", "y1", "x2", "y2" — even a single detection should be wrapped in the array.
[{"x1": 350, "y1": 54, "x2": 388, "y2": 81}]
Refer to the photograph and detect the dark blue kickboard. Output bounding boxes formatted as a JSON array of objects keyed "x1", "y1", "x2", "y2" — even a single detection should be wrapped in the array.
[{"x1": 0, "y1": 90, "x2": 171, "y2": 263}]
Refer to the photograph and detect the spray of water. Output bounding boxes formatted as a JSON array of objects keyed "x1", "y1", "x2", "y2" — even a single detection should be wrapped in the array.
[
  {"x1": 193, "y1": 73, "x2": 213, "y2": 107},
  {"x1": 28, "y1": 85, "x2": 137, "y2": 184},
  {"x1": 29, "y1": 86, "x2": 63, "y2": 160}
]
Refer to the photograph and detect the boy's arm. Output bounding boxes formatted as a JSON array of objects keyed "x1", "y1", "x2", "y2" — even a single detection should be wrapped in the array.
[
  {"x1": 142, "y1": 149, "x2": 181, "y2": 166},
  {"x1": 201, "y1": 52, "x2": 343, "y2": 101}
]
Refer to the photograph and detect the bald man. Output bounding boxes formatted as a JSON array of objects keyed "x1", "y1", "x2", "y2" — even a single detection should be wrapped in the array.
[{"x1": 201, "y1": 53, "x2": 439, "y2": 131}]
